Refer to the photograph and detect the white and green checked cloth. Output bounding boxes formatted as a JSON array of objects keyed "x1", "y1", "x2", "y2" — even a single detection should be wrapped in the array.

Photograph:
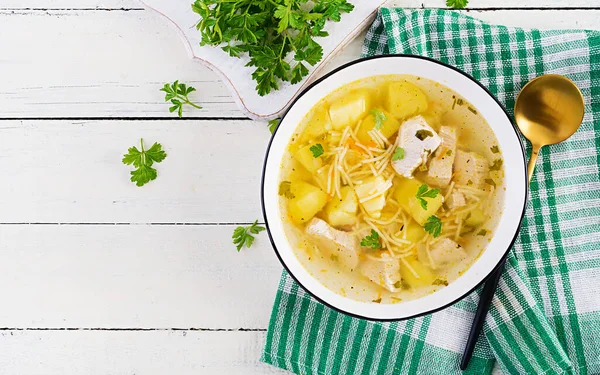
[{"x1": 261, "y1": 9, "x2": 600, "y2": 375}]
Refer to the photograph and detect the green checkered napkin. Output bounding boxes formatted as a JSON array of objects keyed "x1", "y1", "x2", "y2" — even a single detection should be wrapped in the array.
[{"x1": 261, "y1": 9, "x2": 600, "y2": 375}]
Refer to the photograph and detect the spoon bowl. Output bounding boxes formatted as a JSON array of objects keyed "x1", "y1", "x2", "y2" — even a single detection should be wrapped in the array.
[{"x1": 514, "y1": 74, "x2": 585, "y2": 181}]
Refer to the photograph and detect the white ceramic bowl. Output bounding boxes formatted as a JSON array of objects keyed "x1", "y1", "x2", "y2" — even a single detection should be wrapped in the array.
[{"x1": 261, "y1": 55, "x2": 527, "y2": 321}]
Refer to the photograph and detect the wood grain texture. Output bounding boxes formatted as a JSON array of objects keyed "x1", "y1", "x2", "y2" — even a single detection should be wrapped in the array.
[
  {"x1": 1, "y1": 9, "x2": 600, "y2": 119},
  {"x1": 3, "y1": 0, "x2": 600, "y2": 8},
  {"x1": 0, "y1": 120, "x2": 269, "y2": 223},
  {"x1": 0, "y1": 330, "x2": 290, "y2": 375},
  {"x1": 0, "y1": 224, "x2": 281, "y2": 328}
]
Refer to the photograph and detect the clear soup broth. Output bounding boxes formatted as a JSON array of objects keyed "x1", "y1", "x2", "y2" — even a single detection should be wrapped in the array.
[{"x1": 278, "y1": 75, "x2": 505, "y2": 304}]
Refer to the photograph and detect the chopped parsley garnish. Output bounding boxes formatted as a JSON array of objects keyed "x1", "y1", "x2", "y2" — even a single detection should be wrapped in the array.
[
  {"x1": 467, "y1": 106, "x2": 477, "y2": 114},
  {"x1": 490, "y1": 145, "x2": 500, "y2": 154},
  {"x1": 361, "y1": 229, "x2": 381, "y2": 249},
  {"x1": 370, "y1": 108, "x2": 387, "y2": 130},
  {"x1": 477, "y1": 229, "x2": 488, "y2": 236},
  {"x1": 490, "y1": 159, "x2": 503, "y2": 171},
  {"x1": 278, "y1": 181, "x2": 295, "y2": 199},
  {"x1": 456, "y1": 98, "x2": 465, "y2": 106},
  {"x1": 424, "y1": 215, "x2": 442, "y2": 238},
  {"x1": 392, "y1": 147, "x2": 405, "y2": 161},
  {"x1": 416, "y1": 184, "x2": 440, "y2": 210},
  {"x1": 446, "y1": 150, "x2": 453, "y2": 156},
  {"x1": 415, "y1": 129, "x2": 433, "y2": 141},
  {"x1": 372, "y1": 298, "x2": 382, "y2": 303},
  {"x1": 485, "y1": 178, "x2": 496, "y2": 188},
  {"x1": 232, "y1": 220, "x2": 266, "y2": 252},
  {"x1": 310, "y1": 143, "x2": 324, "y2": 158},
  {"x1": 433, "y1": 278, "x2": 449, "y2": 286}
]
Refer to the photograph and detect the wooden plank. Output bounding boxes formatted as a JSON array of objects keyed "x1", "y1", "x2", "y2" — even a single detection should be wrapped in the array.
[
  {"x1": 0, "y1": 120, "x2": 269, "y2": 223},
  {"x1": 3, "y1": 0, "x2": 599, "y2": 8},
  {"x1": 0, "y1": 330, "x2": 290, "y2": 375},
  {"x1": 1, "y1": 9, "x2": 600, "y2": 119},
  {"x1": 0, "y1": 224, "x2": 282, "y2": 328}
]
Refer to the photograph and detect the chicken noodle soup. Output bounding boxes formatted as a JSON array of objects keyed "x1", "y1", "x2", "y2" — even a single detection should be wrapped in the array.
[{"x1": 278, "y1": 75, "x2": 505, "y2": 304}]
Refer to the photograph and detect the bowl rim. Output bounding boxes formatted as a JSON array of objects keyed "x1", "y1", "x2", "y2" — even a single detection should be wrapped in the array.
[{"x1": 261, "y1": 54, "x2": 528, "y2": 321}]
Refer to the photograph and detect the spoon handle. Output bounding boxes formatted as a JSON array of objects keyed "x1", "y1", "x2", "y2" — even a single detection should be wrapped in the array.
[
  {"x1": 527, "y1": 145, "x2": 541, "y2": 182},
  {"x1": 460, "y1": 260, "x2": 506, "y2": 370}
]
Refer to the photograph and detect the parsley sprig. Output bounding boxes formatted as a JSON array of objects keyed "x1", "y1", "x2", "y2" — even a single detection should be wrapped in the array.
[
  {"x1": 446, "y1": 0, "x2": 468, "y2": 9},
  {"x1": 361, "y1": 229, "x2": 381, "y2": 249},
  {"x1": 370, "y1": 109, "x2": 387, "y2": 130},
  {"x1": 415, "y1": 184, "x2": 440, "y2": 210},
  {"x1": 192, "y1": 0, "x2": 354, "y2": 96},
  {"x1": 392, "y1": 147, "x2": 404, "y2": 161},
  {"x1": 161, "y1": 80, "x2": 202, "y2": 117},
  {"x1": 310, "y1": 143, "x2": 324, "y2": 158},
  {"x1": 122, "y1": 139, "x2": 167, "y2": 187},
  {"x1": 424, "y1": 216, "x2": 442, "y2": 238},
  {"x1": 232, "y1": 220, "x2": 266, "y2": 251}
]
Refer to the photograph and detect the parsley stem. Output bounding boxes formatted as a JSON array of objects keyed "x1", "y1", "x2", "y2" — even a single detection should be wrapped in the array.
[
  {"x1": 140, "y1": 138, "x2": 146, "y2": 167},
  {"x1": 185, "y1": 100, "x2": 202, "y2": 110}
]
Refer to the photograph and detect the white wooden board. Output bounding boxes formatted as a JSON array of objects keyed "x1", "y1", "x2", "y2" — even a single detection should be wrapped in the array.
[
  {"x1": 1, "y1": 9, "x2": 600, "y2": 119},
  {"x1": 0, "y1": 224, "x2": 281, "y2": 328},
  {"x1": 0, "y1": 2, "x2": 592, "y2": 375},
  {"x1": 0, "y1": 120, "x2": 269, "y2": 223},
  {"x1": 0, "y1": 330, "x2": 289, "y2": 375}
]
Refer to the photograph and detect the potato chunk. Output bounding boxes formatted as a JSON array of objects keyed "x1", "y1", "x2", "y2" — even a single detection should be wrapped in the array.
[
  {"x1": 386, "y1": 81, "x2": 429, "y2": 120},
  {"x1": 465, "y1": 208, "x2": 486, "y2": 227},
  {"x1": 306, "y1": 218, "x2": 359, "y2": 269},
  {"x1": 294, "y1": 145, "x2": 323, "y2": 173},
  {"x1": 354, "y1": 176, "x2": 388, "y2": 219},
  {"x1": 288, "y1": 181, "x2": 328, "y2": 224},
  {"x1": 300, "y1": 106, "x2": 332, "y2": 143},
  {"x1": 355, "y1": 108, "x2": 401, "y2": 144},
  {"x1": 393, "y1": 177, "x2": 443, "y2": 226},
  {"x1": 400, "y1": 257, "x2": 436, "y2": 288},
  {"x1": 328, "y1": 90, "x2": 371, "y2": 130},
  {"x1": 323, "y1": 186, "x2": 358, "y2": 227}
]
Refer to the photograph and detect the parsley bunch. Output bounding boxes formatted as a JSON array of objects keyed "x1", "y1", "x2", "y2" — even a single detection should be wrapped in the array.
[{"x1": 192, "y1": 0, "x2": 354, "y2": 96}]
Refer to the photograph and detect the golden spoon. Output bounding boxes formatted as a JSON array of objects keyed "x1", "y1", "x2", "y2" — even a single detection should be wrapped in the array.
[
  {"x1": 515, "y1": 74, "x2": 585, "y2": 182},
  {"x1": 461, "y1": 74, "x2": 585, "y2": 370}
]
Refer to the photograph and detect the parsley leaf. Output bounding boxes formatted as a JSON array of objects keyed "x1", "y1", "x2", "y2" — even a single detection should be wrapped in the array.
[
  {"x1": 446, "y1": 0, "x2": 468, "y2": 9},
  {"x1": 415, "y1": 129, "x2": 433, "y2": 141},
  {"x1": 310, "y1": 143, "x2": 324, "y2": 158},
  {"x1": 392, "y1": 147, "x2": 405, "y2": 161},
  {"x1": 160, "y1": 80, "x2": 202, "y2": 117},
  {"x1": 192, "y1": 0, "x2": 354, "y2": 96},
  {"x1": 361, "y1": 229, "x2": 381, "y2": 249},
  {"x1": 278, "y1": 181, "x2": 295, "y2": 199},
  {"x1": 490, "y1": 159, "x2": 503, "y2": 171},
  {"x1": 369, "y1": 108, "x2": 387, "y2": 130},
  {"x1": 490, "y1": 145, "x2": 500, "y2": 154},
  {"x1": 432, "y1": 278, "x2": 449, "y2": 286},
  {"x1": 232, "y1": 220, "x2": 266, "y2": 252},
  {"x1": 424, "y1": 216, "x2": 442, "y2": 238},
  {"x1": 122, "y1": 139, "x2": 167, "y2": 187},
  {"x1": 415, "y1": 184, "x2": 440, "y2": 210},
  {"x1": 268, "y1": 118, "x2": 280, "y2": 134}
]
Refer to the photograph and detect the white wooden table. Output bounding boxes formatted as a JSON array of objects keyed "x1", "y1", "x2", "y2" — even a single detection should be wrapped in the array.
[{"x1": 0, "y1": 1, "x2": 596, "y2": 374}]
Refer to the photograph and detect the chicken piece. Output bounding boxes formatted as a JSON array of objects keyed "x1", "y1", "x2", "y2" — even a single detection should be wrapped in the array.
[
  {"x1": 429, "y1": 238, "x2": 467, "y2": 269},
  {"x1": 446, "y1": 190, "x2": 466, "y2": 210},
  {"x1": 424, "y1": 126, "x2": 457, "y2": 187},
  {"x1": 391, "y1": 116, "x2": 441, "y2": 178},
  {"x1": 453, "y1": 150, "x2": 489, "y2": 188},
  {"x1": 360, "y1": 254, "x2": 401, "y2": 292},
  {"x1": 306, "y1": 218, "x2": 360, "y2": 269}
]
